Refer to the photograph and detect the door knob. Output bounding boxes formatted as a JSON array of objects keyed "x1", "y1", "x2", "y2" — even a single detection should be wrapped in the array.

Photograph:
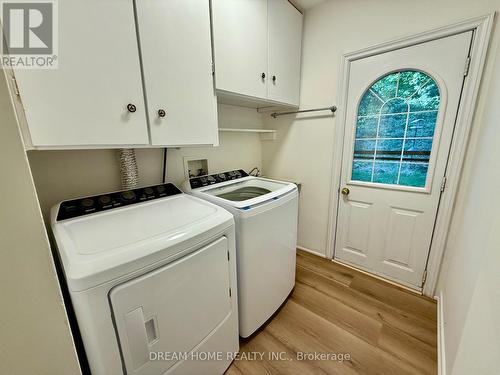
[
  {"x1": 272, "y1": 75, "x2": 277, "y2": 83},
  {"x1": 127, "y1": 103, "x2": 137, "y2": 113},
  {"x1": 341, "y1": 187, "x2": 350, "y2": 196},
  {"x1": 261, "y1": 72, "x2": 266, "y2": 79},
  {"x1": 158, "y1": 109, "x2": 166, "y2": 118}
]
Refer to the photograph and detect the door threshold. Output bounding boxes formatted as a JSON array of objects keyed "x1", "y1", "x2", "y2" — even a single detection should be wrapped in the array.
[{"x1": 332, "y1": 258, "x2": 422, "y2": 295}]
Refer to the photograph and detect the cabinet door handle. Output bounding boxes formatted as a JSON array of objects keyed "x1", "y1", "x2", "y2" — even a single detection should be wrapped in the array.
[
  {"x1": 158, "y1": 109, "x2": 166, "y2": 118},
  {"x1": 261, "y1": 72, "x2": 266, "y2": 80},
  {"x1": 127, "y1": 103, "x2": 137, "y2": 113},
  {"x1": 272, "y1": 75, "x2": 277, "y2": 83}
]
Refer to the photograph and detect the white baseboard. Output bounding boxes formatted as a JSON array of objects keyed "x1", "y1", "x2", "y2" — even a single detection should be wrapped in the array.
[
  {"x1": 437, "y1": 291, "x2": 447, "y2": 375},
  {"x1": 296, "y1": 245, "x2": 327, "y2": 258}
]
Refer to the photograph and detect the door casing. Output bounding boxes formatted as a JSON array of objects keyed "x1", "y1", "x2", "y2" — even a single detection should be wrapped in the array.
[{"x1": 326, "y1": 14, "x2": 494, "y2": 297}]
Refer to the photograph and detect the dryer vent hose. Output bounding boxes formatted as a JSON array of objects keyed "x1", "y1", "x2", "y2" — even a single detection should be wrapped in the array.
[{"x1": 118, "y1": 148, "x2": 139, "y2": 190}]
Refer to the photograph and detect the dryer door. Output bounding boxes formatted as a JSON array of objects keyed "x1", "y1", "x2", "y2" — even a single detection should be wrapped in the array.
[{"x1": 109, "y1": 236, "x2": 232, "y2": 375}]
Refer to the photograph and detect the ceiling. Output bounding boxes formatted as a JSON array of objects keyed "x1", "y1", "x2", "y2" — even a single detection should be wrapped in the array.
[{"x1": 291, "y1": 0, "x2": 327, "y2": 11}]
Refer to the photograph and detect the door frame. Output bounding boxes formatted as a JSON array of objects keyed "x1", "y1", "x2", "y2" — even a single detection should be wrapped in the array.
[{"x1": 326, "y1": 14, "x2": 494, "y2": 297}]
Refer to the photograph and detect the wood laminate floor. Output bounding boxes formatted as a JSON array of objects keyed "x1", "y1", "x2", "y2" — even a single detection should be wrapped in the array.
[{"x1": 226, "y1": 250, "x2": 437, "y2": 375}]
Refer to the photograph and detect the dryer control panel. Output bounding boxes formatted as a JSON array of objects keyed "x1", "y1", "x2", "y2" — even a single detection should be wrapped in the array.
[
  {"x1": 189, "y1": 169, "x2": 248, "y2": 189},
  {"x1": 56, "y1": 183, "x2": 182, "y2": 221}
]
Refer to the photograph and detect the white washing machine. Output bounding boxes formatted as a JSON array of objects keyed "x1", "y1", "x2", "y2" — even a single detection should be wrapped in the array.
[
  {"x1": 182, "y1": 170, "x2": 298, "y2": 337},
  {"x1": 51, "y1": 183, "x2": 239, "y2": 375}
]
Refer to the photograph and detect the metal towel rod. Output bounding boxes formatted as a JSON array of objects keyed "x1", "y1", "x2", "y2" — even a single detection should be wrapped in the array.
[{"x1": 270, "y1": 105, "x2": 337, "y2": 118}]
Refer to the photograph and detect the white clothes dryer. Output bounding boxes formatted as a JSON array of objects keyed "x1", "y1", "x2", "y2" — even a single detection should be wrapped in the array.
[{"x1": 51, "y1": 183, "x2": 239, "y2": 375}]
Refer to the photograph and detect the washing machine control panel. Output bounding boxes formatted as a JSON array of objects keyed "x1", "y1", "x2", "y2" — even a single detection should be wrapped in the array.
[
  {"x1": 189, "y1": 169, "x2": 248, "y2": 189},
  {"x1": 56, "y1": 183, "x2": 182, "y2": 221}
]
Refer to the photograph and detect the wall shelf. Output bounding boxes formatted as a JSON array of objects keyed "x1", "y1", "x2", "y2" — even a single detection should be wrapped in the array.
[{"x1": 218, "y1": 128, "x2": 276, "y2": 141}]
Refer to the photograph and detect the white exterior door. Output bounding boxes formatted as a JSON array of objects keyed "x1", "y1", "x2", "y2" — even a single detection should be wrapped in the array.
[
  {"x1": 335, "y1": 32, "x2": 473, "y2": 289},
  {"x1": 136, "y1": 0, "x2": 218, "y2": 146},
  {"x1": 211, "y1": 0, "x2": 268, "y2": 99},
  {"x1": 268, "y1": 0, "x2": 303, "y2": 106}
]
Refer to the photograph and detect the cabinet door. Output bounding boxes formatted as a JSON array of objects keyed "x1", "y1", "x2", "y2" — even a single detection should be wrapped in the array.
[
  {"x1": 13, "y1": 0, "x2": 149, "y2": 147},
  {"x1": 212, "y1": 0, "x2": 268, "y2": 100},
  {"x1": 268, "y1": 0, "x2": 303, "y2": 106},
  {"x1": 136, "y1": 0, "x2": 218, "y2": 146}
]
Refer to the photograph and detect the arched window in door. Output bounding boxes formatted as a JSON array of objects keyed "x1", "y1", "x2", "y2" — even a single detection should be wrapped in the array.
[{"x1": 351, "y1": 70, "x2": 440, "y2": 188}]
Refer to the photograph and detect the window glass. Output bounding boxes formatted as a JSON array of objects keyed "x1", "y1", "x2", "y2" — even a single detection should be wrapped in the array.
[{"x1": 352, "y1": 70, "x2": 440, "y2": 188}]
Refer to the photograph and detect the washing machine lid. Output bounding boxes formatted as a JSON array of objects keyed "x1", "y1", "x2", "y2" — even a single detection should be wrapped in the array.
[
  {"x1": 196, "y1": 177, "x2": 297, "y2": 209},
  {"x1": 51, "y1": 193, "x2": 233, "y2": 291}
]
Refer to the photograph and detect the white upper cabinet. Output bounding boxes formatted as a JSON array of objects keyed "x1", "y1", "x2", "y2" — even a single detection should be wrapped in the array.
[
  {"x1": 11, "y1": 0, "x2": 218, "y2": 149},
  {"x1": 136, "y1": 0, "x2": 218, "y2": 146},
  {"x1": 211, "y1": 0, "x2": 268, "y2": 99},
  {"x1": 211, "y1": 0, "x2": 303, "y2": 107},
  {"x1": 268, "y1": 0, "x2": 303, "y2": 106},
  {"x1": 13, "y1": 0, "x2": 149, "y2": 147}
]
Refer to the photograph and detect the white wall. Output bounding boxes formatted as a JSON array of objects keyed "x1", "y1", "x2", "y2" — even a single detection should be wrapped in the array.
[
  {"x1": 263, "y1": 0, "x2": 500, "y2": 373},
  {"x1": 166, "y1": 104, "x2": 264, "y2": 185},
  {"x1": 28, "y1": 147, "x2": 164, "y2": 222},
  {"x1": 263, "y1": 0, "x2": 500, "y2": 254},
  {"x1": 263, "y1": 112, "x2": 334, "y2": 254},
  {"x1": 437, "y1": 39, "x2": 500, "y2": 374},
  {"x1": 29, "y1": 104, "x2": 264, "y2": 222},
  {"x1": 450, "y1": 217, "x2": 500, "y2": 374},
  {"x1": 0, "y1": 71, "x2": 81, "y2": 373}
]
